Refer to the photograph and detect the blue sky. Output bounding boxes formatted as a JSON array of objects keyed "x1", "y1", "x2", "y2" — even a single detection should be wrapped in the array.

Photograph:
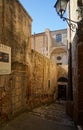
[{"x1": 19, "y1": 0, "x2": 67, "y2": 34}]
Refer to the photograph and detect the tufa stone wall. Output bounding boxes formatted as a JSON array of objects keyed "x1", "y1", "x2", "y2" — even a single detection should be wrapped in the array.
[
  {"x1": 0, "y1": 50, "x2": 58, "y2": 124},
  {"x1": 0, "y1": 0, "x2": 59, "y2": 125},
  {"x1": 0, "y1": 0, "x2": 32, "y2": 64},
  {"x1": 0, "y1": 0, "x2": 32, "y2": 124},
  {"x1": 27, "y1": 50, "x2": 58, "y2": 108},
  {"x1": 0, "y1": 75, "x2": 11, "y2": 124}
]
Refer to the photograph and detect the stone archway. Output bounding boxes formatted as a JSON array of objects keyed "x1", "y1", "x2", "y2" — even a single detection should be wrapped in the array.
[{"x1": 57, "y1": 77, "x2": 68, "y2": 100}]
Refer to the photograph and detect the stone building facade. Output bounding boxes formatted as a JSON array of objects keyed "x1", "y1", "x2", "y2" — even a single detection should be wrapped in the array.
[
  {"x1": 67, "y1": 0, "x2": 83, "y2": 125},
  {"x1": 32, "y1": 28, "x2": 68, "y2": 66},
  {"x1": 0, "y1": 0, "x2": 60, "y2": 126},
  {"x1": 32, "y1": 29, "x2": 52, "y2": 58},
  {"x1": 50, "y1": 29, "x2": 68, "y2": 66}
]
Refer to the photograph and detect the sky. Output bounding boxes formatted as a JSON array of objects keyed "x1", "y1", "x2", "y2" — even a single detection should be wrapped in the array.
[{"x1": 19, "y1": 0, "x2": 67, "y2": 34}]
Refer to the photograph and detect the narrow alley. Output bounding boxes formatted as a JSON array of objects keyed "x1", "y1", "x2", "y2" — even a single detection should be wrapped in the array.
[{"x1": 1, "y1": 101, "x2": 77, "y2": 130}]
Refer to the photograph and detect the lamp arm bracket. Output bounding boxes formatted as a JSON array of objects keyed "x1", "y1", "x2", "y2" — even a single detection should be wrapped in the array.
[
  {"x1": 61, "y1": 16, "x2": 78, "y2": 32},
  {"x1": 62, "y1": 16, "x2": 78, "y2": 24}
]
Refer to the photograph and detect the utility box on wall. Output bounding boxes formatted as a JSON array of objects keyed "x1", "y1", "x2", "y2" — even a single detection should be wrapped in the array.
[{"x1": 0, "y1": 44, "x2": 11, "y2": 75}]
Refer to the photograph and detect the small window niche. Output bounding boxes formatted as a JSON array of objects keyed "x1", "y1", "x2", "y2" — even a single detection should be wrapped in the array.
[{"x1": 48, "y1": 80, "x2": 50, "y2": 88}]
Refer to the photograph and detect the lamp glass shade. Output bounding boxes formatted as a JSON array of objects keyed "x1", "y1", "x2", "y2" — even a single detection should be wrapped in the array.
[{"x1": 54, "y1": 0, "x2": 67, "y2": 17}]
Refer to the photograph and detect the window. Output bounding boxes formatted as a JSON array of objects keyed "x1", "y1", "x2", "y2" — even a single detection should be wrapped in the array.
[
  {"x1": 56, "y1": 34, "x2": 62, "y2": 42},
  {"x1": 48, "y1": 80, "x2": 50, "y2": 88}
]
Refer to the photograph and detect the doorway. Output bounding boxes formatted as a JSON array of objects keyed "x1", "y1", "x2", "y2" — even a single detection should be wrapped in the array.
[
  {"x1": 58, "y1": 84, "x2": 66, "y2": 100},
  {"x1": 57, "y1": 77, "x2": 68, "y2": 100}
]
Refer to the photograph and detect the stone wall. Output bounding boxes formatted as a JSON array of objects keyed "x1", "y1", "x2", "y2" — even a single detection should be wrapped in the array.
[
  {"x1": 0, "y1": 0, "x2": 32, "y2": 125},
  {"x1": 0, "y1": 0, "x2": 59, "y2": 126},
  {"x1": 0, "y1": 75, "x2": 11, "y2": 125},
  {"x1": 67, "y1": 0, "x2": 83, "y2": 125},
  {"x1": 0, "y1": 50, "x2": 58, "y2": 125},
  {"x1": 0, "y1": 0, "x2": 32, "y2": 63},
  {"x1": 28, "y1": 50, "x2": 58, "y2": 108},
  {"x1": 72, "y1": 20, "x2": 83, "y2": 125}
]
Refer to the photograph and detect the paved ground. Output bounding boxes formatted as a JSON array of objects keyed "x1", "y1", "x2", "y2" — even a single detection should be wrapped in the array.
[{"x1": 1, "y1": 101, "x2": 77, "y2": 130}]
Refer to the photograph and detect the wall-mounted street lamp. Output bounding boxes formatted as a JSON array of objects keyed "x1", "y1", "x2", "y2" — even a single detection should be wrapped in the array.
[{"x1": 54, "y1": 0, "x2": 77, "y2": 31}]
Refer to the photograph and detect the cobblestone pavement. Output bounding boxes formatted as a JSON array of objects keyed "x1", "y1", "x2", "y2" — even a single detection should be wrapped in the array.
[
  {"x1": 1, "y1": 101, "x2": 77, "y2": 130},
  {"x1": 30, "y1": 101, "x2": 76, "y2": 127}
]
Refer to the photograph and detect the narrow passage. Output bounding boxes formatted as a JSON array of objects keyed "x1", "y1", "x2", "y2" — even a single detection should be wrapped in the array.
[{"x1": 1, "y1": 101, "x2": 77, "y2": 130}]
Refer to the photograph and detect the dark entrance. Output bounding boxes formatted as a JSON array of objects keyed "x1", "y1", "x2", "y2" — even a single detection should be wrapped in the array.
[
  {"x1": 57, "y1": 77, "x2": 68, "y2": 100},
  {"x1": 58, "y1": 84, "x2": 66, "y2": 100}
]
